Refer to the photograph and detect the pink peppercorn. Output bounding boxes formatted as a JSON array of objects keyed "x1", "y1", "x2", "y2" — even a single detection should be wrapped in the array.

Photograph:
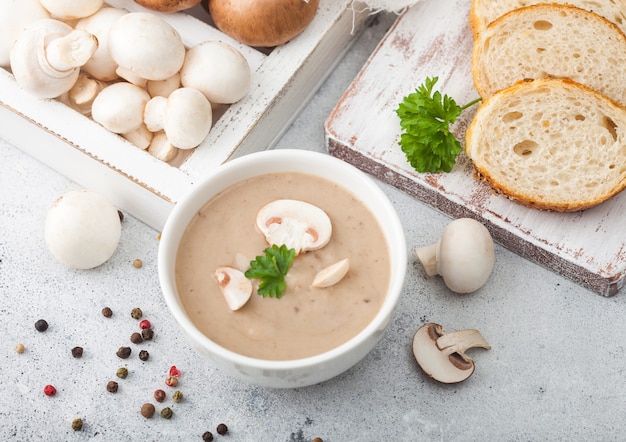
[
  {"x1": 169, "y1": 366, "x2": 181, "y2": 378},
  {"x1": 139, "y1": 319, "x2": 151, "y2": 330},
  {"x1": 165, "y1": 376, "x2": 178, "y2": 387},
  {"x1": 44, "y1": 385, "x2": 57, "y2": 396}
]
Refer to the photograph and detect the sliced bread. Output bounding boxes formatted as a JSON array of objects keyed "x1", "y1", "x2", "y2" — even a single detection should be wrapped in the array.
[
  {"x1": 464, "y1": 78, "x2": 626, "y2": 211},
  {"x1": 469, "y1": 0, "x2": 626, "y2": 37},
  {"x1": 471, "y1": 4, "x2": 626, "y2": 106}
]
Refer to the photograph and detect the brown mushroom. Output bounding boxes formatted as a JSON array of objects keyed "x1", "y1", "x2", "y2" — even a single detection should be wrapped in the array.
[
  {"x1": 412, "y1": 323, "x2": 491, "y2": 384},
  {"x1": 133, "y1": 0, "x2": 201, "y2": 13}
]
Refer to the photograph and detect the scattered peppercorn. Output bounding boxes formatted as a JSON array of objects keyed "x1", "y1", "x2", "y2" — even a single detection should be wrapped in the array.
[
  {"x1": 202, "y1": 431, "x2": 214, "y2": 441},
  {"x1": 154, "y1": 389, "x2": 166, "y2": 403},
  {"x1": 139, "y1": 319, "x2": 151, "y2": 330},
  {"x1": 71, "y1": 418, "x2": 83, "y2": 431},
  {"x1": 71, "y1": 346, "x2": 83, "y2": 358},
  {"x1": 118, "y1": 210, "x2": 124, "y2": 222},
  {"x1": 102, "y1": 307, "x2": 113, "y2": 318},
  {"x1": 141, "y1": 328, "x2": 154, "y2": 341},
  {"x1": 35, "y1": 319, "x2": 49, "y2": 332},
  {"x1": 165, "y1": 376, "x2": 178, "y2": 387},
  {"x1": 106, "y1": 381, "x2": 119, "y2": 393},
  {"x1": 44, "y1": 384, "x2": 56, "y2": 396},
  {"x1": 161, "y1": 407, "x2": 173, "y2": 419},
  {"x1": 139, "y1": 350, "x2": 149, "y2": 361},
  {"x1": 141, "y1": 403, "x2": 155, "y2": 419},
  {"x1": 116, "y1": 367, "x2": 129, "y2": 379},
  {"x1": 130, "y1": 308, "x2": 143, "y2": 319},
  {"x1": 169, "y1": 366, "x2": 181, "y2": 377},
  {"x1": 116, "y1": 346, "x2": 131, "y2": 359},
  {"x1": 15, "y1": 343, "x2": 25, "y2": 354},
  {"x1": 216, "y1": 423, "x2": 228, "y2": 435},
  {"x1": 133, "y1": 259, "x2": 143, "y2": 268},
  {"x1": 312, "y1": 438, "x2": 323, "y2": 442},
  {"x1": 130, "y1": 332, "x2": 143, "y2": 344},
  {"x1": 172, "y1": 390, "x2": 183, "y2": 403}
]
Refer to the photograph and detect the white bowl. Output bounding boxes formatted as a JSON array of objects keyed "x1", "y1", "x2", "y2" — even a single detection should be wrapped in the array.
[{"x1": 158, "y1": 149, "x2": 407, "y2": 388}]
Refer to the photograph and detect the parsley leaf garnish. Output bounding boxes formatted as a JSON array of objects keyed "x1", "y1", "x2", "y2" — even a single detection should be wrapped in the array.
[
  {"x1": 395, "y1": 76, "x2": 481, "y2": 173},
  {"x1": 245, "y1": 244, "x2": 296, "y2": 298}
]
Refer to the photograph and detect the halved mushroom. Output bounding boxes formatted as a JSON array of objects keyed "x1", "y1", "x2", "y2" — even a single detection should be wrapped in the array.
[
  {"x1": 312, "y1": 258, "x2": 349, "y2": 288},
  {"x1": 412, "y1": 322, "x2": 491, "y2": 384},
  {"x1": 213, "y1": 266, "x2": 253, "y2": 311},
  {"x1": 256, "y1": 199, "x2": 331, "y2": 255}
]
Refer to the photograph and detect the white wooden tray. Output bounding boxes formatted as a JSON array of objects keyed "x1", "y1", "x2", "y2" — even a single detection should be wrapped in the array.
[
  {"x1": 0, "y1": 0, "x2": 370, "y2": 230},
  {"x1": 324, "y1": 0, "x2": 625, "y2": 296}
]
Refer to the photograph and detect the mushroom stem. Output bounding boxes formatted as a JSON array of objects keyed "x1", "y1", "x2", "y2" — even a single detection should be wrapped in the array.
[
  {"x1": 45, "y1": 29, "x2": 98, "y2": 72},
  {"x1": 436, "y1": 329, "x2": 491, "y2": 357},
  {"x1": 414, "y1": 242, "x2": 439, "y2": 276}
]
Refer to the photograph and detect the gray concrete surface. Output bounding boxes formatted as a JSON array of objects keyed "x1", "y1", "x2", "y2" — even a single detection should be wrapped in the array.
[{"x1": 2, "y1": 11, "x2": 626, "y2": 442}]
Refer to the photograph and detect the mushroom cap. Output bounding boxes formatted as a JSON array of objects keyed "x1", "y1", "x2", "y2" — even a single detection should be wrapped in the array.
[
  {"x1": 44, "y1": 189, "x2": 121, "y2": 269},
  {"x1": 108, "y1": 12, "x2": 185, "y2": 82},
  {"x1": 91, "y1": 82, "x2": 151, "y2": 134},
  {"x1": 163, "y1": 87, "x2": 212, "y2": 149},
  {"x1": 0, "y1": 0, "x2": 50, "y2": 68},
  {"x1": 39, "y1": 0, "x2": 104, "y2": 20},
  {"x1": 208, "y1": 0, "x2": 320, "y2": 47},
  {"x1": 256, "y1": 199, "x2": 332, "y2": 255},
  {"x1": 180, "y1": 41, "x2": 251, "y2": 104},
  {"x1": 437, "y1": 218, "x2": 495, "y2": 293},
  {"x1": 75, "y1": 7, "x2": 127, "y2": 81},
  {"x1": 412, "y1": 323, "x2": 475, "y2": 384},
  {"x1": 214, "y1": 266, "x2": 253, "y2": 311}
]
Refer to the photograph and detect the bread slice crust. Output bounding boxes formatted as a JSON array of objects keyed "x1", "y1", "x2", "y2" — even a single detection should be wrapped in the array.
[
  {"x1": 472, "y1": 4, "x2": 626, "y2": 106},
  {"x1": 465, "y1": 78, "x2": 626, "y2": 212},
  {"x1": 469, "y1": 0, "x2": 626, "y2": 37}
]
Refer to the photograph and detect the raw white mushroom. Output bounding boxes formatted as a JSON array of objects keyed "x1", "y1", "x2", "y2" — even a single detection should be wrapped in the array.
[
  {"x1": 180, "y1": 41, "x2": 251, "y2": 104},
  {"x1": 214, "y1": 266, "x2": 253, "y2": 311},
  {"x1": 75, "y1": 7, "x2": 127, "y2": 81},
  {"x1": 312, "y1": 258, "x2": 350, "y2": 288},
  {"x1": 44, "y1": 189, "x2": 121, "y2": 269},
  {"x1": 146, "y1": 73, "x2": 181, "y2": 98},
  {"x1": 412, "y1": 323, "x2": 491, "y2": 384},
  {"x1": 256, "y1": 199, "x2": 332, "y2": 255},
  {"x1": 144, "y1": 87, "x2": 213, "y2": 149},
  {"x1": 91, "y1": 82, "x2": 151, "y2": 134},
  {"x1": 39, "y1": 0, "x2": 104, "y2": 20},
  {"x1": 60, "y1": 74, "x2": 103, "y2": 116},
  {"x1": 414, "y1": 218, "x2": 495, "y2": 294},
  {"x1": 10, "y1": 19, "x2": 98, "y2": 98},
  {"x1": 0, "y1": 0, "x2": 50, "y2": 68},
  {"x1": 108, "y1": 12, "x2": 185, "y2": 87},
  {"x1": 147, "y1": 131, "x2": 178, "y2": 162},
  {"x1": 122, "y1": 123, "x2": 153, "y2": 150}
]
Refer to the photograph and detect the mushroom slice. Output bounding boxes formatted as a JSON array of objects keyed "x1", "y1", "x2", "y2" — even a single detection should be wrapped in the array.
[
  {"x1": 412, "y1": 323, "x2": 491, "y2": 384},
  {"x1": 256, "y1": 200, "x2": 331, "y2": 255},
  {"x1": 312, "y1": 258, "x2": 349, "y2": 288},
  {"x1": 213, "y1": 266, "x2": 253, "y2": 311}
]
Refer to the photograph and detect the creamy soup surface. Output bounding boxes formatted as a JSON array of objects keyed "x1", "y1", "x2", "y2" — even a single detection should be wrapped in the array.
[{"x1": 175, "y1": 172, "x2": 390, "y2": 360}]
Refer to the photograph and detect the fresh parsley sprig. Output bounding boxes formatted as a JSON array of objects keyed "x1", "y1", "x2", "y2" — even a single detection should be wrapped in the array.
[
  {"x1": 245, "y1": 244, "x2": 296, "y2": 298},
  {"x1": 396, "y1": 76, "x2": 481, "y2": 173}
]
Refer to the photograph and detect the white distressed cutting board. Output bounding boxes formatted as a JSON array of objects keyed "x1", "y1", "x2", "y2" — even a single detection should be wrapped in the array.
[{"x1": 324, "y1": 0, "x2": 626, "y2": 296}]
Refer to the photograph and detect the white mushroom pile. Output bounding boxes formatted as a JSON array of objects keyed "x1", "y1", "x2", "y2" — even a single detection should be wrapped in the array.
[
  {"x1": 1, "y1": 2, "x2": 252, "y2": 163},
  {"x1": 214, "y1": 199, "x2": 351, "y2": 311}
]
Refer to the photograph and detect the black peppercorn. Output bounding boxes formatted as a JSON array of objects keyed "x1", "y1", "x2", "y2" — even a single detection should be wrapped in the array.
[
  {"x1": 130, "y1": 308, "x2": 143, "y2": 319},
  {"x1": 138, "y1": 350, "x2": 149, "y2": 361},
  {"x1": 130, "y1": 332, "x2": 143, "y2": 344},
  {"x1": 141, "y1": 403, "x2": 155, "y2": 419},
  {"x1": 35, "y1": 319, "x2": 48, "y2": 332},
  {"x1": 141, "y1": 328, "x2": 154, "y2": 341},
  {"x1": 216, "y1": 423, "x2": 228, "y2": 435},
  {"x1": 71, "y1": 346, "x2": 83, "y2": 358},
  {"x1": 160, "y1": 407, "x2": 173, "y2": 419},
  {"x1": 71, "y1": 418, "x2": 83, "y2": 431},
  {"x1": 116, "y1": 346, "x2": 131, "y2": 359},
  {"x1": 202, "y1": 431, "x2": 214, "y2": 441},
  {"x1": 106, "y1": 380, "x2": 118, "y2": 393},
  {"x1": 101, "y1": 307, "x2": 113, "y2": 318}
]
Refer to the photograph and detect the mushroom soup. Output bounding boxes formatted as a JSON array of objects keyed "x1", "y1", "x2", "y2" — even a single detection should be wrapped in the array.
[{"x1": 175, "y1": 172, "x2": 391, "y2": 360}]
